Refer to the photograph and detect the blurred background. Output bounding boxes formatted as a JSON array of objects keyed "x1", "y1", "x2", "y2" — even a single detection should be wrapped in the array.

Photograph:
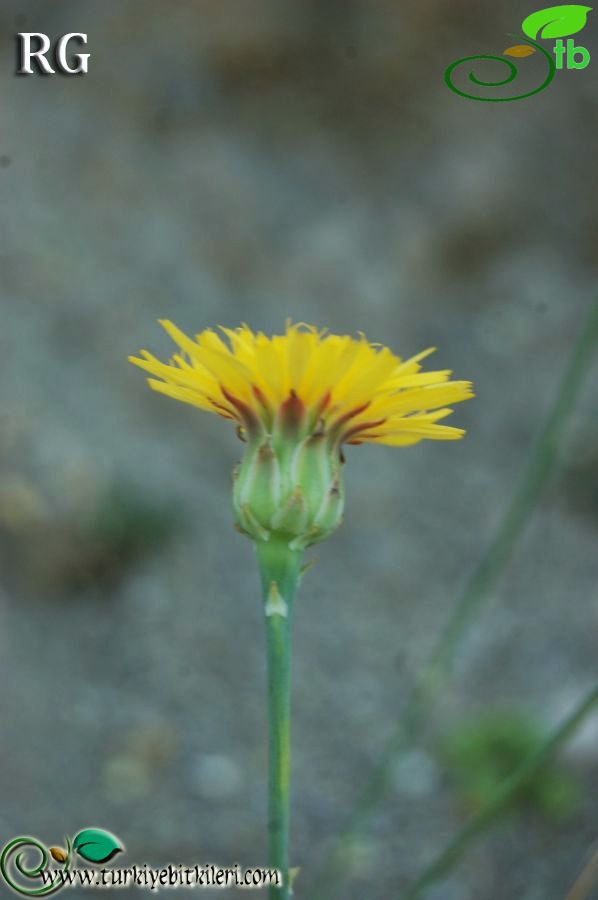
[{"x1": 1, "y1": 2, "x2": 597, "y2": 898}]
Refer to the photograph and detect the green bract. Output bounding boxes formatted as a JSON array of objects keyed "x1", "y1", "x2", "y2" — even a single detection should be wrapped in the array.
[{"x1": 233, "y1": 429, "x2": 344, "y2": 550}]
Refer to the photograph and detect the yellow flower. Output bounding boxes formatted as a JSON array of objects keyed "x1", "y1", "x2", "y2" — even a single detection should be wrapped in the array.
[
  {"x1": 129, "y1": 320, "x2": 473, "y2": 448},
  {"x1": 130, "y1": 321, "x2": 473, "y2": 548}
]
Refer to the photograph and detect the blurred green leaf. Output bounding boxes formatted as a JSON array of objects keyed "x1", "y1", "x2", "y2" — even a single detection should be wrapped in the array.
[
  {"x1": 90, "y1": 478, "x2": 181, "y2": 563},
  {"x1": 441, "y1": 710, "x2": 581, "y2": 820}
]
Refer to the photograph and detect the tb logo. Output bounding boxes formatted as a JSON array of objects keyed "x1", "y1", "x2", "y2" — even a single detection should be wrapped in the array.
[
  {"x1": 445, "y1": 4, "x2": 592, "y2": 101},
  {"x1": 553, "y1": 37, "x2": 591, "y2": 66},
  {"x1": 16, "y1": 32, "x2": 90, "y2": 76}
]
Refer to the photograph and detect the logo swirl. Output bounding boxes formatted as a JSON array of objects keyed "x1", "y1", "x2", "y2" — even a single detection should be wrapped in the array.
[
  {"x1": 445, "y1": 36, "x2": 556, "y2": 101},
  {"x1": 0, "y1": 837, "x2": 71, "y2": 896}
]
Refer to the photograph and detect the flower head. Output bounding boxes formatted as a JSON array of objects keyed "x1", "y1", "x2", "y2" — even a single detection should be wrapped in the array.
[
  {"x1": 129, "y1": 322, "x2": 473, "y2": 548},
  {"x1": 130, "y1": 321, "x2": 473, "y2": 445}
]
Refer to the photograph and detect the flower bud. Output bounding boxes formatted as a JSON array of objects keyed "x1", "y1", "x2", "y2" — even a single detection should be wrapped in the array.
[{"x1": 232, "y1": 429, "x2": 345, "y2": 550}]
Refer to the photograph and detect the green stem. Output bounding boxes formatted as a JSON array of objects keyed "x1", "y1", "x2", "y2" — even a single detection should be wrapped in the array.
[
  {"x1": 311, "y1": 298, "x2": 598, "y2": 899},
  {"x1": 256, "y1": 537, "x2": 304, "y2": 900},
  {"x1": 404, "y1": 686, "x2": 598, "y2": 899}
]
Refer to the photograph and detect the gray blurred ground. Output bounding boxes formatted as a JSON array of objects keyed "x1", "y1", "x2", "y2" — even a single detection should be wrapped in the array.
[{"x1": 1, "y1": 2, "x2": 597, "y2": 898}]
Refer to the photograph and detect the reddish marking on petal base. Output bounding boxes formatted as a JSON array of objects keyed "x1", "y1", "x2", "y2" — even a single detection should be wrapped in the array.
[
  {"x1": 252, "y1": 384, "x2": 269, "y2": 410},
  {"x1": 221, "y1": 387, "x2": 261, "y2": 433},
  {"x1": 314, "y1": 390, "x2": 332, "y2": 419},
  {"x1": 251, "y1": 384, "x2": 274, "y2": 429},
  {"x1": 342, "y1": 418, "x2": 386, "y2": 444},
  {"x1": 331, "y1": 402, "x2": 371, "y2": 431},
  {"x1": 279, "y1": 389, "x2": 306, "y2": 432},
  {"x1": 208, "y1": 397, "x2": 237, "y2": 420}
]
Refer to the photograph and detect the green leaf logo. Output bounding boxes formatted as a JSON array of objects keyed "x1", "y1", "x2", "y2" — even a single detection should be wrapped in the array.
[
  {"x1": 72, "y1": 828, "x2": 123, "y2": 864},
  {"x1": 522, "y1": 4, "x2": 592, "y2": 39}
]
